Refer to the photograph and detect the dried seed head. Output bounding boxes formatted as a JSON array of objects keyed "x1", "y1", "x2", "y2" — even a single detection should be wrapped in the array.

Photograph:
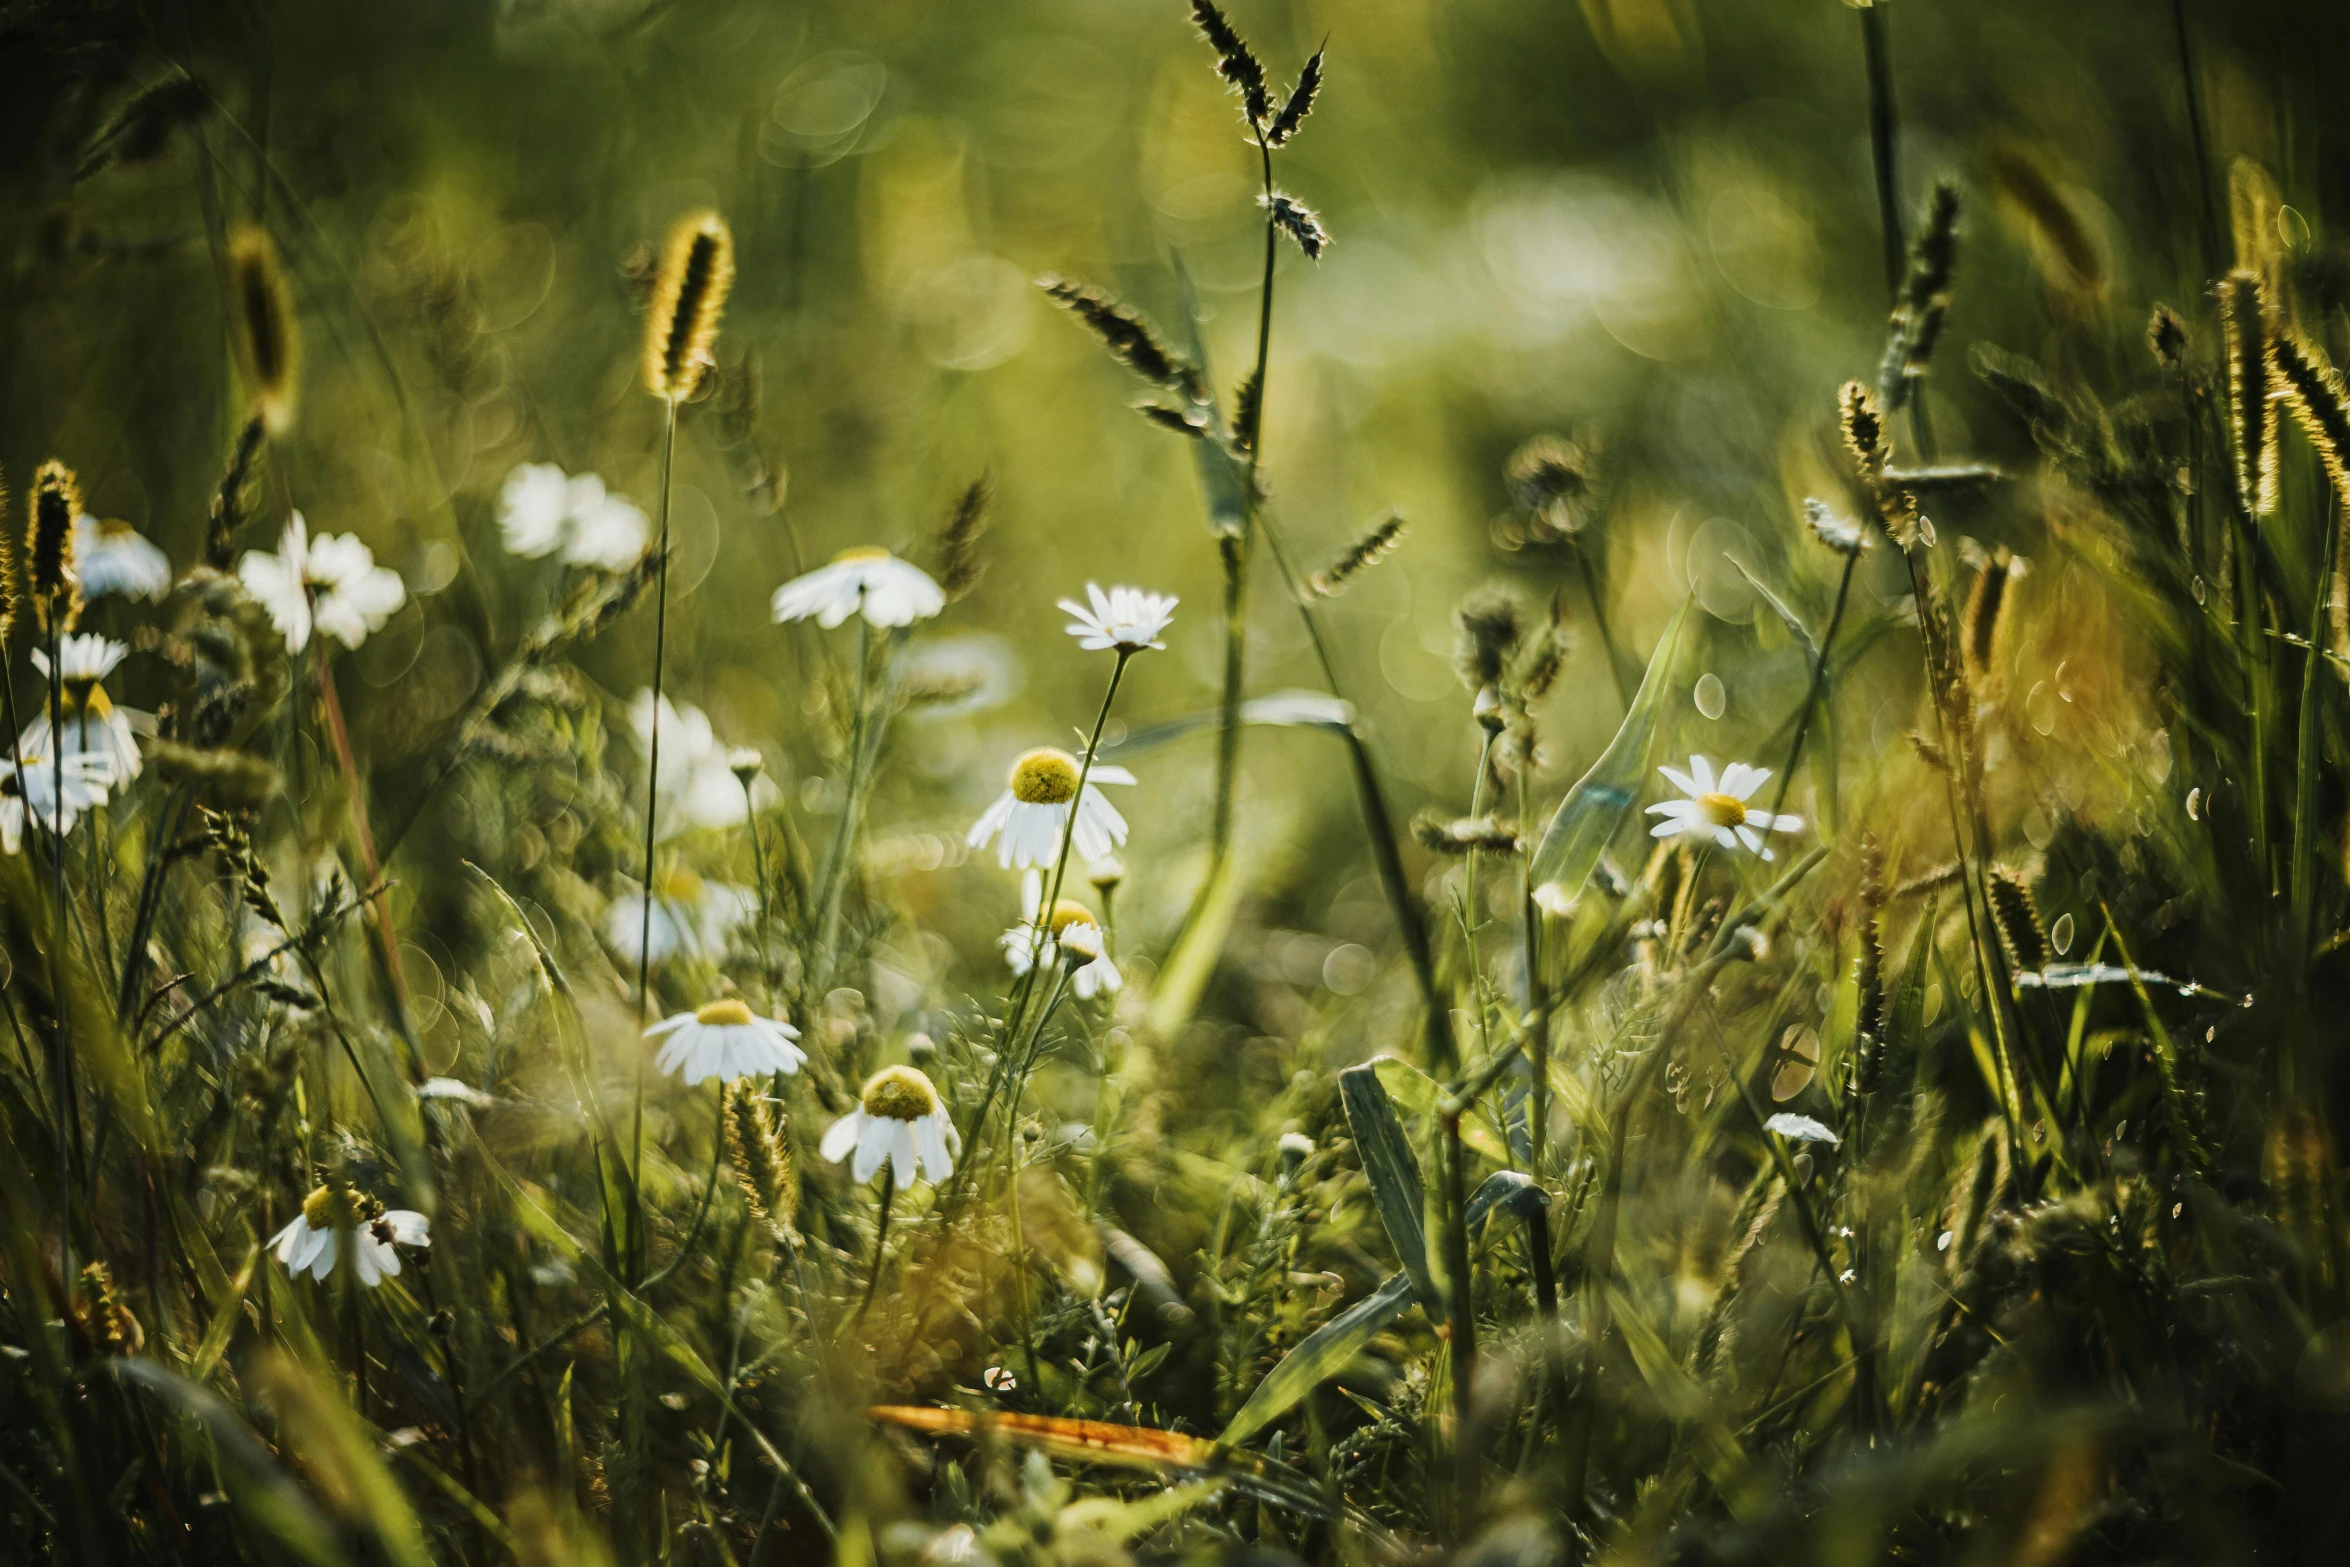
[
  {"x1": 1232, "y1": 366, "x2": 1264, "y2": 452},
  {"x1": 0, "y1": 470, "x2": 13, "y2": 642},
  {"x1": 2147, "y1": 304, "x2": 2188, "y2": 371},
  {"x1": 1410, "y1": 811, "x2": 1521, "y2": 855},
  {"x1": 1506, "y1": 434, "x2": 1596, "y2": 533},
  {"x1": 1895, "y1": 860, "x2": 1964, "y2": 899},
  {"x1": 2269, "y1": 330, "x2": 2350, "y2": 510},
  {"x1": 1880, "y1": 181, "x2": 1960, "y2": 409},
  {"x1": 725, "y1": 1084, "x2": 798, "y2": 1238},
  {"x1": 935, "y1": 476, "x2": 991, "y2": 603},
  {"x1": 206, "y1": 415, "x2": 266, "y2": 570},
  {"x1": 1803, "y1": 498, "x2": 1868, "y2": 555},
  {"x1": 1190, "y1": 0, "x2": 1270, "y2": 128},
  {"x1": 1266, "y1": 47, "x2": 1324, "y2": 147},
  {"x1": 1855, "y1": 835, "x2": 1889, "y2": 1054},
  {"x1": 1453, "y1": 587, "x2": 1522, "y2": 691},
  {"x1": 229, "y1": 227, "x2": 299, "y2": 433},
  {"x1": 1307, "y1": 511, "x2": 1407, "y2": 598},
  {"x1": 26, "y1": 460, "x2": 81, "y2": 630},
  {"x1": 1039, "y1": 277, "x2": 1200, "y2": 399},
  {"x1": 2219, "y1": 270, "x2": 2278, "y2": 516},
  {"x1": 1961, "y1": 545, "x2": 2022, "y2": 689},
  {"x1": 1987, "y1": 867, "x2": 2050, "y2": 974},
  {"x1": 77, "y1": 76, "x2": 211, "y2": 180},
  {"x1": 1263, "y1": 192, "x2": 1329, "y2": 259},
  {"x1": 644, "y1": 210, "x2": 734, "y2": 403},
  {"x1": 1986, "y1": 145, "x2": 2101, "y2": 295},
  {"x1": 1839, "y1": 381, "x2": 1887, "y2": 475}
]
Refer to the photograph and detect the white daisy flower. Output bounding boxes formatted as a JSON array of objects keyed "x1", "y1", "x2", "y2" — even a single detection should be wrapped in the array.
[
  {"x1": 1763, "y1": 1112, "x2": 1841, "y2": 1146},
  {"x1": 498, "y1": 462, "x2": 573, "y2": 557},
  {"x1": 23, "y1": 634, "x2": 147, "y2": 785},
  {"x1": 820, "y1": 1065, "x2": 958, "y2": 1185},
  {"x1": 644, "y1": 998, "x2": 806, "y2": 1085},
  {"x1": 237, "y1": 512, "x2": 407, "y2": 653},
  {"x1": 1646, "y1": 755, "x2": 1804, "y2": 860},
  {"x1": 559, "y1": 473, "x2": 649, "y2": 571},
  {"x1": 629, "y1": 690, "x2": 776, "y2": 839},
  {"x1": 1059, "y1": 583, "x2": 1178, "y2": 653},
  {"x1": 0, "y1": 752, "x2": 114, "y2": 854},
  {"x1": 604, "y1": 866, "x2": 758, "y2": 966},
  {"x1": 268, "y1": 1184, "x2": 431, "y2": 1286},
  {"x1": 770, "y1": 547, "x2": 945, "y2": 630},
  {"x1": 1000, "y1": 875, "x2": 1122, "y2": 999},
  {"x1": 965, "y1": 747, "x2": 1135, "y2": 870},
  {"x1": 72, "y1": 515, "x2": 173, "y2": 600}
]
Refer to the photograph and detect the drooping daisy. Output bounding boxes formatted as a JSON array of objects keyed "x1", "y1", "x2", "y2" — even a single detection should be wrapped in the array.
[
  {"x1": 821, "y1": 1065, "x2": 958, "y2": 1185},
  {"x1": 268, "y1": 1184, "x2": 431, "y2": 1286},
  {"x1": 605, "y1": 866, "x2": 758, "y2": 966},
  {"x1": 644, "y1": 998, "x2": 806, "y2": 1085},
  {"x1": 498, "y1": 462, "x2": 573, "y2": 557},
  {"x1": 629, "y1": 690, "x2": 776, "y2": 838},
  {"x1": 23, "y1": 634, "x2": 147, "y2": 785},
  {"x1": 72, "y1": 515, "x2": 172, "y2": 600},
  {"x1": 0, "y1": 752, "x2": 113, "y2": 853},
  {"x1": 1059, "y1": 583, "x2": 1178, "y2": 653},
  {"x1": 1646, "y1": 755, "x2": 1804, "y2": 859},
  {"x1": 770, "y1": 547, "x2": 945, "y2": 630},
  {"x1": 238, "y1": 512, "x2": 407, "y2": 653},
  {"x1": 1001, "y1": 877, "x2": 1122, "y2": 999},
  {"x1": 559, "y1": 473, "x2": 650, "y2": 570},
  {"x1": 965, "y1": 747, "x2": 1135, "y2": 869}
]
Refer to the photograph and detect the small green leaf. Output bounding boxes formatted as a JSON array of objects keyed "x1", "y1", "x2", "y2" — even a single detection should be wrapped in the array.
[
  {"x1": 1530, "y1": 592, "x2": 1693, "y2": 889},
  {"x1": 1371, "y1": 1055, "x2": 1509, "y2": 1165},
  {"x1": 1339, "y1": 1063, "x2": 1433, "y2": 1306},
  {"x1": 1221, "y1": 1272, "x2": 1415, "y2": 1446}
]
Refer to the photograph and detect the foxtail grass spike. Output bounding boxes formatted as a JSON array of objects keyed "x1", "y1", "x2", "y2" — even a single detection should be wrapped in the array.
[
  {"x1": 1961, "y1": 547, "x2": 2018, "y2": 688},
  {"x1": 2148, "y1": 303, "x2": 2188, "y2": 370},
  {"x1": 0, "y1": 469, "x2": 13, "y2": 643},
  {"x1": 1190, "y1": 0, "x2": 1269, "y2": 128},
  {"x1": 1232, "y1": 367, "x2": 1264, "y2": 453},
  {"x1": 2219, "y1": 270, "x2": 2278, "y2": 516},
  {"x1": 206, "y1": 415, "x2": 266, "y2": 570},
  {"x1": 725, "y1": 1084, "x2": 798, "y2": 1237},
  {"x1": 2269, "y1": 330, "x2": 2350, "y2": 510},
  {"x1": 1839, "y1": 380, "x2": 1887, "y2": 475},
  {"x1": 1039, "y1": 277, "x2": 1200, "y2": 399},
  {"x1": 1411, "y1": 812, "x2": 1522, "y2": 854},
  {"x1": 1308, "y1": 511, "x2": 1407, "y2": 598},
  {"x1": 1880, "y1": 180, "x2": 1959, "y2": 410},
  {"x1": 1267, "y1": 46, "x2": 1324, "y2": 146},
  {"x1": 230, "y1": 227, "x2": 299, "y2": 434},
  {"x1": 26, "y1": 460, "x2": 81, "y2": 633},
  {"x1": 1987, "y1": 867, "x2": 2050, "y2": 974},
  {"x1": 643, "y1": 210, "x2": 735, "y2": 403},
  {"x1": 1855, "y1": 836, "x2": 1889, "y2": 1058},
  {"x1": 1263, "y1": 192, "x2": 1329, "y2": 259},
  {"x1": 935, "y1": 476, "x2": 991, "y2": 603}
]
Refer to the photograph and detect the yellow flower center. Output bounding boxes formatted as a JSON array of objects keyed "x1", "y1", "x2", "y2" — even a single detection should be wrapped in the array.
[
  {"x1": 1047, "y1": 900, "x2": 1097, "y2": 936},
  {"x1": 833, "y1": 546, "x2": 892, "y2": 564},
  {"x1": 97, "y1": 517, "x2": 136, "y2": 540},
  {"x1": 696, "y1": 998, "x2": 755, "y2": 1026},
  {"x1": 1010, "y1": 748, "x2": 1081, "y2": 805},
  {"x1": 77, "y1": 683, "x2": 112, "y2": 720},
  {"x1": 300, "y1": 1183, "x2": 372, "y2": 1229},
  {"x1": 860, "y1": 1064, "x2": 938, "y2": 1122},
  {"x1": 655, "y1": 865, "x2": 705, "y2": 901},
  {"x1": 1696, "y1": 791, "x2": 1751, "y2": 829}
]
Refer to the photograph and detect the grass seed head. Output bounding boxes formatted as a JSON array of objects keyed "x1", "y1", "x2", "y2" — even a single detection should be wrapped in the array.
[
  {"x1": 1190, "y1": 0, "x2": 1270, "y2": 128},
  {"x1": 230, "y1": 227, "x2": 299, "y2": 433},
  {"x1": 643, "y1": 209, "x2": 735, "y2": 403},
  {"x1": 1308, "y1": 511, "x2": 1407, "y2": 598},
  {"x1": 2219, "y1": 270, "x2": 2279, "y2": 516},
  {"x1": 27, "y1": 460, "x2": 82, "y2": 631}
]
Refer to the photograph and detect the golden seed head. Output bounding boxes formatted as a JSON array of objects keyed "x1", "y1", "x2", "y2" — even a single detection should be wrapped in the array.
[
  {"x1": 643, "y1": 209, "x2": 735, "y2": 403},
  {"x1": 27, "y1": 460, "x2": 80, "y2": 620},
  {"x1": 1696, "y1": 792, "x2": 1751, "y2": 829},
  {"x1": 860, "y1": 1064, "x2": 939, "y2": 1122},
  {"x1": 695, "y1": 998, "x2": 755, "y2": 1027},
  {"x1": 1009, "y1": 747, "x2": 1081, "y2": 805},
  {"x1": 229, "y1": 227, "x2": 299, "y2": 433}
]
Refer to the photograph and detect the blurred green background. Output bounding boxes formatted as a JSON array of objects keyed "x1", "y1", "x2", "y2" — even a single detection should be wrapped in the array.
[{"x1": 2, "y1": 0, "x2": 2338, "y2": 990}]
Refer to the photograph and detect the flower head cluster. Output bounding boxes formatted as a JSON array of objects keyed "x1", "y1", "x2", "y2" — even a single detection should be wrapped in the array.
[
  {"x1": 1647, "y1": 755, "x2": 1804, "y2": 859},
  {"x1": 605, "y1": 865, "x2": 757, "y2": 967},
  {"x1": 1059, "y1": 583, "x2": 1177, "y2": 653},
  {"x1": 771, "y1": 548, "x2": 944, "y2": 630},
  {"x1": 1001, "y1": 874, "x2": 1122, "y2": 998},
  {"x1": 822, "y1": 1065, "x2": 957, "y2": 1185},
  {"x1": 644, "y1": 998, "x2": 806, "y2": 1085},
  {"x1": 73, "y1": 515, "x2": 173, "y2": 600},
  {"x1": 630, "y1": 690, "x2": 775, "y2": 840},
  {"x1": 966, "y1": 747, "x2": 1135, "y2": 869},
  {"x1": 0, "y1": 752, "x2": 112, "y2": 854},
  {"x1": 270, "y1": 1184, "x2": 431, "y2": 1286},
  {"x1": 238, "y1": 513, "x2": 407, "y2": 653},
  {"x1": 498, "y1": 462, "x2": 650, "y2": 571},
  {"x1": 23, "y1": 634, "x2": 146, "y2": 787}
]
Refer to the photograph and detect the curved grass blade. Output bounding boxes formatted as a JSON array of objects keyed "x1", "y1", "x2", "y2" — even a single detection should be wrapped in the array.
[
  {"x1": 1530, "y1": 592, "x2": 1693, "y2": 888},
  {"x1": 1339, "y1": 1062, "x2": 1432, "y2": 1304}
]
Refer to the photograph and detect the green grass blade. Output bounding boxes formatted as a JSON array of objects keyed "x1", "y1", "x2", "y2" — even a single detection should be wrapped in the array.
[
  {"x1": 1530, "y1": 592, "x2": 1694, "y2": 889},
  {"x1": 1339, "y1": 1062, "x2": 1434, "y2": 1305},
  {"x1": 1221, "y1": 1271, "x2": 1415, "y2": 1445}
]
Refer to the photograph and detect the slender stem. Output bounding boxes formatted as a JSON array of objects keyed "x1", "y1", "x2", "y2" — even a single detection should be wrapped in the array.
[
  {"x1": 1574, "y1": 548, "x2": 1630, "y2": 711},
  {"x1": 1210, "y1": 536, "x2": 1247, "y2": 874},
  {"x1": 852, "y1": 1166, "x2": 895, "y2": 1331},
  {"x1": 1859, "y1": 4, "x2": 1904, "y2": 301},
  {"x1": 633, "y1": 396, "x2": 680, "y2": 1282},
  {"x1": 46, "y1": 622, "x2": 77, "y2": 1264},
  {"x1": 1764, "y1": 553, "x2": 1858, "y2": 832},
  {"x1": 1519, "y1": 766, "x2": 1549, "y2": 1182},
  {"x1": 2170, "y1": 0, "x2": 2224, "y2": 283},
  {"x1": 1043, "y1": 651, "x2": 1133, "y2": 921},
  {"x1": 813, "y1": 616, "x2": 875, "y2": 986}
]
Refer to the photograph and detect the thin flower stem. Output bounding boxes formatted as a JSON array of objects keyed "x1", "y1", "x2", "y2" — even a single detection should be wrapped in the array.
[
  {"x1": 1575, "y1": 547, "x2": 1630, "y2": 711},
  {"x1": 633, "y1": 395, "x2": 680, "y2": 1283},
  {"x1": 852, "y1": 1166, "x2": 895, "y2": 1331},
  {"x1": 812, "y1": 616, "x2": 875, "y2": 986},
  {"x1": 1763, "y1": 552, "x2": 1858, "y2": 833},
  {"x1": 1042, "y1": 649, "x2": 1133, "y2": 922}
]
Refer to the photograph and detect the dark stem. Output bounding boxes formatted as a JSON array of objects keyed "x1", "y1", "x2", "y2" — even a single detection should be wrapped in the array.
[
  {"x1": 1859, "y1": 4, "x2": 1904, "y2": 299},
  {"x1": 632, "y1": 397, "x2": 680, "y2": 1283},
  {"x1": 2170, "y1": 0, "x2": 2224, "y2": 283},
  {"x1": 852, "y1": 1166, "x2": 895, "y2": 1331}
]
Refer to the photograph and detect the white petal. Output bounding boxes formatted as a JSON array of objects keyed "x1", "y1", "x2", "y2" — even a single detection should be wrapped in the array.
[
  {"x1": 1714, "y1": 827, "x2": 1741, "y2": 851},
  {"x1": 852, "y1": 1117, "x2": 892, "y2": 1181},
  {"x1": 1688, "y1": 756, "x2": 1717, "y2": 792},
  {"x1": 889, "y1": 1121, "x2": 919, "y2": 1186},
  {"x1": 1658, "y1": 764, "x2": 1698, "y2": 796},
  {"x1": 821, "y1": 1112, "x2": 863, "y2": 1163}
]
